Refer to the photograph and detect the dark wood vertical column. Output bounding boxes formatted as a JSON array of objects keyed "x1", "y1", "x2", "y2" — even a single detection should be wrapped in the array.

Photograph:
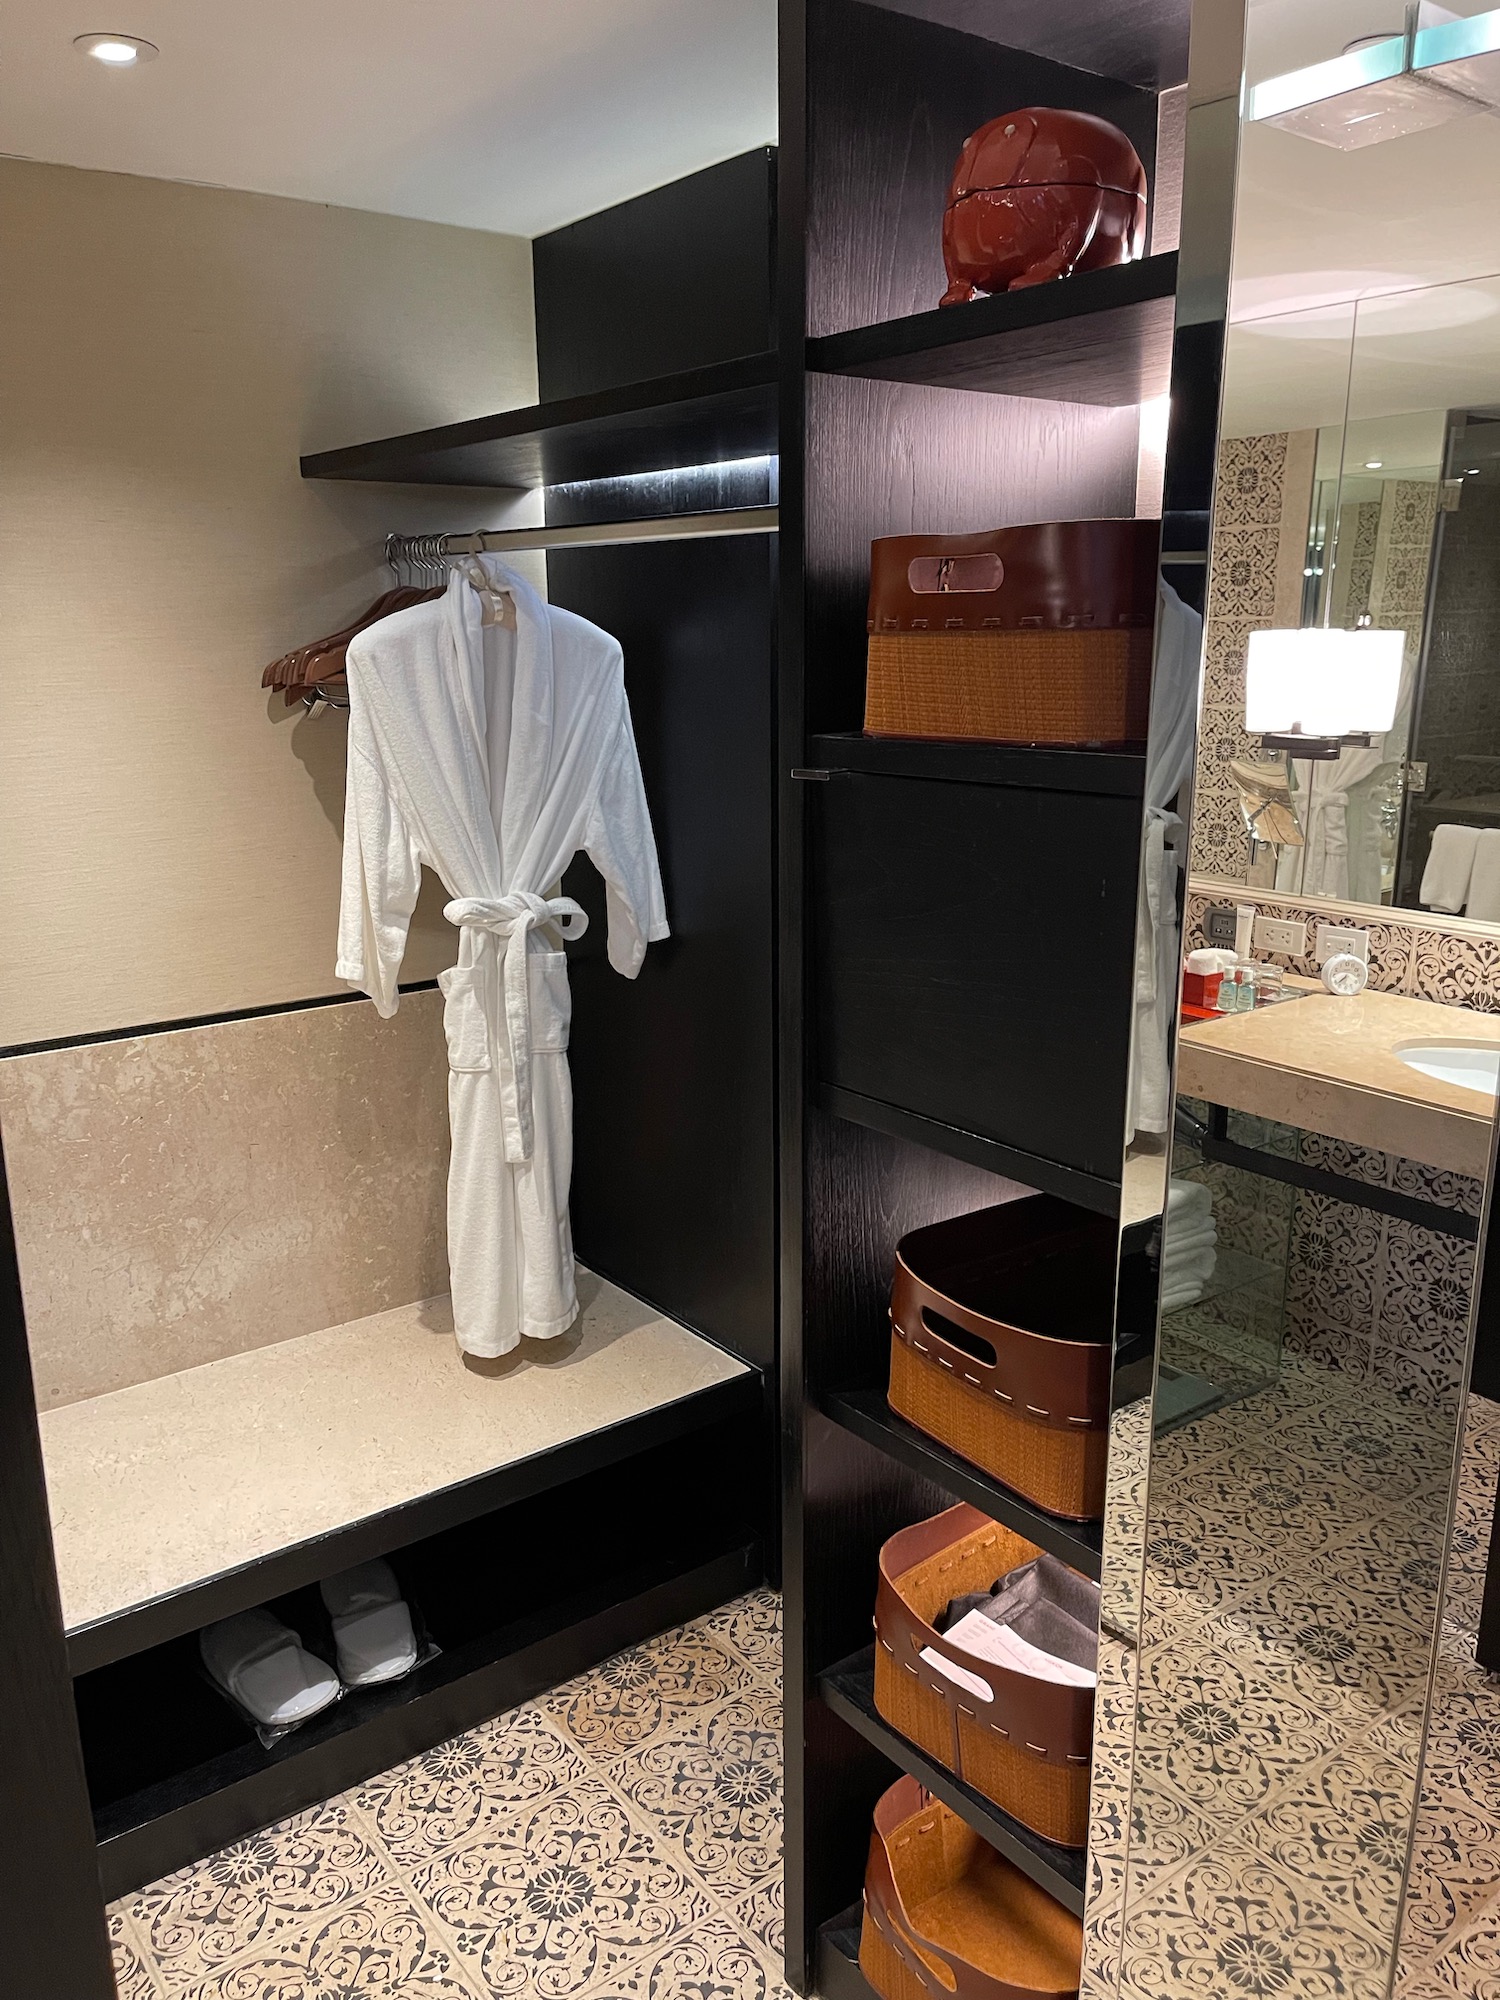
[{"x1": 0, "y1": 1149, "x2": 116, "y2": 1998}]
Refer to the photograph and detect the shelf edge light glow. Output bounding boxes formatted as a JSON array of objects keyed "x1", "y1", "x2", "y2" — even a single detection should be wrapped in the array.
[
  {"x1": 1247, "y1": 6, "x2": 1500, "y2": 149},
  {"x1": 1245, "y1": 628, "x2": 1404, "y2": 738}
]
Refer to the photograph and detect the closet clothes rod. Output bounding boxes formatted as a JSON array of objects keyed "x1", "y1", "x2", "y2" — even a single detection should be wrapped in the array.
[{"x1": 385, "y1": 505, "x2": 778, "y2": 564}]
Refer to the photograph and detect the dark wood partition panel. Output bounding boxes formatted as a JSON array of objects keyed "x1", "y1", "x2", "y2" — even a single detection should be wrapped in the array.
[
  {"x1": 0, "y1": 1153, "x2": 116, "y2": 1997},
  {"x1": 554, "y1": 534, "x2": 778, "y2": 1374},
  {"x1": 776, "y1": 0, "x2": 1200, "y2": 1987}
]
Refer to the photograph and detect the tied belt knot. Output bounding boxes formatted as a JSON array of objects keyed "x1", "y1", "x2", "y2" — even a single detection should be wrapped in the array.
[{"x1": 444, "y1": 892, "x2": 588, "y2": 1163}]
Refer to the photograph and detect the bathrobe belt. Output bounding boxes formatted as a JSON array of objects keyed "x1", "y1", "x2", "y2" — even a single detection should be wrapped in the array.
[{"x1": 444, "y1": 893, "x2": 589, "y2": 1164}]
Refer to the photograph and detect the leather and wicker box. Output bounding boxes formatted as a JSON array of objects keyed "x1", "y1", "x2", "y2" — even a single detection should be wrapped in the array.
[
  {"x1": 861, "y1": 1775, "x2": 1082, "y2": 2000},
  {"x1": 865, "y1": 520, "x2": 1159, "y2": 746},
  {"x1": 874, "y1": 1506, "x2": 1095, "y2": 1848},
  {"x1": 888, "y1": 1196, "x2": 1114, "y2": 1521}
]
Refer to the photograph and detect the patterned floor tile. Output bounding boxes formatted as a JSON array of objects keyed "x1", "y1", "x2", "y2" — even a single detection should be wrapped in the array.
[
  {"x1": 1131, "y1": 1612, "x2": 1378, "y2": 1826},
  {"x1": 1118, "y1": 1842, "x2": 1393, "y2": 1997},
  {"x1": 1400, "y1": 1789, "x2": 1500, "y2": 1972},
  {"x1": 1407, "y1": 1895, "x2": 1500, "y2": 1998},
  {"x1": 732, "y1": 1874, "x2": 784, "y2": 1965},
  {"x1": 1235, "y1": 1561, "x2": 1435, "y2": 1717},
  {"x1": 542, "y1": 1624, "x2": 756, "y2": 1759},
  {"x1": 584, "y1": 1914, "x2": 795, "y2": 1998},
  {"x1": 110, "y1": 1911, "x2": 161, "y2": 2000},
  {"x1": 407, "y1": 1778, "x2": 713, "y2": 1998},
  {"x1": 1239, "y1": 1744, "x2": 1414, "y2": 1950},
  {"x1": 608, "y1": 1682, "x2": 782, "y2": 1898},
  {"x1": 127, "y1": 1800, "x2": 391, "y2": 1993},
  {"x1": 694, "y1": 1588, "x2": 783, "y2": 1684},
  {"x1": 172, "y1": 1882, "x2": 485, "y2": 2000},
  {"x1": 355, "y1": 1705, "x2": 590, "y2": 1867}
]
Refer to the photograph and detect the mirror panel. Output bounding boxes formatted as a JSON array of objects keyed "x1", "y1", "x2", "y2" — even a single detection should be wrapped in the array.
[{"x1": 1100, "y1": 3, "x2": 1500, "y2": 1993}]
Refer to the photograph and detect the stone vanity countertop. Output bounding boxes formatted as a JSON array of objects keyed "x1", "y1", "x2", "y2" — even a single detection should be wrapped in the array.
[{"x1": 1176, "y1": 988, "x2": 1500, "y2": 1177}]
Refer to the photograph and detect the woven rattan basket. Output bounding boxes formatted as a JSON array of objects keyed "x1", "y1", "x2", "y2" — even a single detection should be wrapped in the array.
[
  {"x1": 865, "y1": 627, "x2": 1154, "y2": 746},
  {"x1": 861, "y1": 1776, "x2": 1082, "y2": 2000},
  {"x1": 873, "y1": 1506, "x2": 1095, "y2": 1847},
  {"x1": 864, "y1": 521, "x2": 1159, "y2": 748},
  {"x1": 887, "y1": 1196, "x2": 1114, "y2": 1521}
]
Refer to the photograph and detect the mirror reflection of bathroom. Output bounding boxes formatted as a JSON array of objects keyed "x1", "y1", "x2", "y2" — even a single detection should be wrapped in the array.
[{"x1": 1104, "y1": 1, "x2": 1500, "y2": 1992}]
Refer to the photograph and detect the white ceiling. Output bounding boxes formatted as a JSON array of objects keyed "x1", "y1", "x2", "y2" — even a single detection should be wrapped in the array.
[
  {"x1": 1224, "y1": 0, "x2": 1500, "y2": 435},
  {"x1": 0, "y1": 0, "x2": 778, "y2": 238}
]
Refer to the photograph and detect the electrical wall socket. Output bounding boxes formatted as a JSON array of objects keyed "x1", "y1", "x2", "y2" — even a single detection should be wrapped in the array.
[
  {"x1": 1255, "y1": 916, "x2": 1309, "y2": 957},
  {"x1": 1316, "y1": 924, "x2": 1370, "y2": 966},
  {"x1": 1204, "y1": 905, "x2": 1238, "y2": 946}
]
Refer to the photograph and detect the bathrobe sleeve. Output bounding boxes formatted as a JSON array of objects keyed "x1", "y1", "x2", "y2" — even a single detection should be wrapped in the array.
[
  {"x1": 582, "y1": 708, "x2": 670, "y2": 978},
  {"x1": 337, "y1": 727, "x2": 424, "y2": 1018}
]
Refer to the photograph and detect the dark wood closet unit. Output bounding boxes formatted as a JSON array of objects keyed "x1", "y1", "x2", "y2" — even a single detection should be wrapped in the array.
[
  {"x1": 0, "y1": 154, "x2": 784, "y2": 1978},
  {"x1": 774, "y1": 0, "x2": 1209, "y2": 1988}
]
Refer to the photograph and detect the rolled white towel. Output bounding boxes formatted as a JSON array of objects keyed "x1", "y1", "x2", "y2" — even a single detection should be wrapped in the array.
[
  {"x1": 1422, "y1": 823, "x2": 1481, "y2": 913},
  {"x1": 1168, "y1": 1178, "x2": 1214, "y2": 1220},
  {"x1": 1467, "y1": 829, "x2": 1500, "y2": 923},
  {"x1": 1164, "y1": 1222, "x2": 1218, "y2": 1256}
]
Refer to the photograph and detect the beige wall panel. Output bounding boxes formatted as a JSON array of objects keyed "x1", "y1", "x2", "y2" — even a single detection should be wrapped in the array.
[
  {"x1": 0, "y1": 160, "x2": 542, "y2": 1046},
  {"x1": 0, "y1": 993, "x2": 451, "y2": 1408}
]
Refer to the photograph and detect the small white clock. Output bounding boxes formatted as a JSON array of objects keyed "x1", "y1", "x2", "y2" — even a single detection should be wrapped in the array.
[{"x1": 1321, "y1": 952, "x2": 1369, "y2": 996}]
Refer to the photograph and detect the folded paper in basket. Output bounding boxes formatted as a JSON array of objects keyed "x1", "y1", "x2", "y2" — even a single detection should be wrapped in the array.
[{"x1": 920, "y1": 1553, "x2": 1099, "y2": 1701}]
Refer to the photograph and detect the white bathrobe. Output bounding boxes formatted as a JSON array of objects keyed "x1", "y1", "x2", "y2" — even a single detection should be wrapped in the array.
[{"x1": 337, "y1": 557, "x2": 668, "y2": 1357}]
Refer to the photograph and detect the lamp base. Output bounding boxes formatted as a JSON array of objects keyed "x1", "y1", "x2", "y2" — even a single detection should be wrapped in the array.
[{"x1": 1260, "y1": 731, "x2": 1372, "y2": 762}]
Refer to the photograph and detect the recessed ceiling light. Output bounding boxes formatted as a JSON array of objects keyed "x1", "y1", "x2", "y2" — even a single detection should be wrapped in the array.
[
  {"x1": 74, "y1": 32, "x2": 158, "y2": 67},
  {"x1": 1364, "y1": 459, "x2": 1384, "y2": 469}
]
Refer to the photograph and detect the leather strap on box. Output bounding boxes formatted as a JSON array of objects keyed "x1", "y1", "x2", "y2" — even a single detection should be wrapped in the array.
[
  {"x1": 864, "y1": 1777, "x2": 1079, "y2": 2000},
  {"x1": 891, "y1": 1255, "x2": 1110, "y2": 1436},
  {"x1": 867, "y1": 521, "x2": 1160, "y2": 635}
]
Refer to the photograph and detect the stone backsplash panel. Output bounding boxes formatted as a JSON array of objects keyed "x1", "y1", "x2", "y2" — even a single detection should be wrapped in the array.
[{"x1": 0, "y1": 991, "x2": 450, "y2": 1408}]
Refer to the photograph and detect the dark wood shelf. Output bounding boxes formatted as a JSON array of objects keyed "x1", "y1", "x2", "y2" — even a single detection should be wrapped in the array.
[
  {"x1": 818, "y1": 1647, "x2": 1087, "y2": 1915},
  {"x1": 817, "y1": 1906, "x2": 878, "y2": 2000},
  {"x1": 806, "y1": 254, "x2": 1177, "y2": 405},
  {"x1": 93, "y1": 1542, "x2": 759, "y2": 1902},
  {"x1": 807, "y1": 732, "x2": 1146, "y2": 798},
  {"x1": 821, "y1": 1390, "x2": 1103, "y2": 1579},
  {"x1": 69, "y1": 1370, "x2": 763, "y2": 1677},
  {"x1": 818, "y1": 1085, "x2": 1123, "y2": 1220},
  {"x1": 300, "y1": 351, "x2": 778, "y2": 489}
]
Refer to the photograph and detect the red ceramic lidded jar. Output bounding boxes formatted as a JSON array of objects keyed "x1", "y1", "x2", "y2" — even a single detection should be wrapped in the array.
[{"x1": 940, "y1": 106, "x2": 1148, "y2": 306}]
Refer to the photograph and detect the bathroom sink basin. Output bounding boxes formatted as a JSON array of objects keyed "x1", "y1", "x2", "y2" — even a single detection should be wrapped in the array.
[{"x1": 1395, "y1": 1040, "x2": 1500, "y2": 1097}]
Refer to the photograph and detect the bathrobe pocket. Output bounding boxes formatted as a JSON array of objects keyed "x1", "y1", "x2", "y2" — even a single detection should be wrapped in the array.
[
  {"x1": 528, "y1": 950, "x2": 572, "y2": 1051},
  {"x1": 438, "y1": 965, "x2": 491, "y2": 1072}
]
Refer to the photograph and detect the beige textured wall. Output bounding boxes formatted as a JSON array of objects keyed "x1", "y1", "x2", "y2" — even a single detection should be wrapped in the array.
[
  {"x1": 0, "y1": 993, "x2": 451, "y2": 1408},
  {"x1": 0, "y1": 159, "x2": 541, "y2": 1047}
]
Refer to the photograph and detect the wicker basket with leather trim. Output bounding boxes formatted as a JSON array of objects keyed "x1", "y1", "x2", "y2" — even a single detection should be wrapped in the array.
[
  {"x1": 860, "y1": 1775, "x2": 1083, "y2": 2000},
  {"x1": 874, "y1": 1505, "x2": 1094, "y2": 1847},
  {"x1": 888, "y1": 1196, "x2": 1114, "y2": 1521},
  {"x1": 865, "y1": 521, "x2": 1159, "y2": 747}
]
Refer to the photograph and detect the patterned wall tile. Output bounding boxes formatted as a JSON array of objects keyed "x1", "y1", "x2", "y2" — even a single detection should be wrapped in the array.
[{"x1": 1409, "y1": 929, "x2": 1500, "y2": 1013}]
